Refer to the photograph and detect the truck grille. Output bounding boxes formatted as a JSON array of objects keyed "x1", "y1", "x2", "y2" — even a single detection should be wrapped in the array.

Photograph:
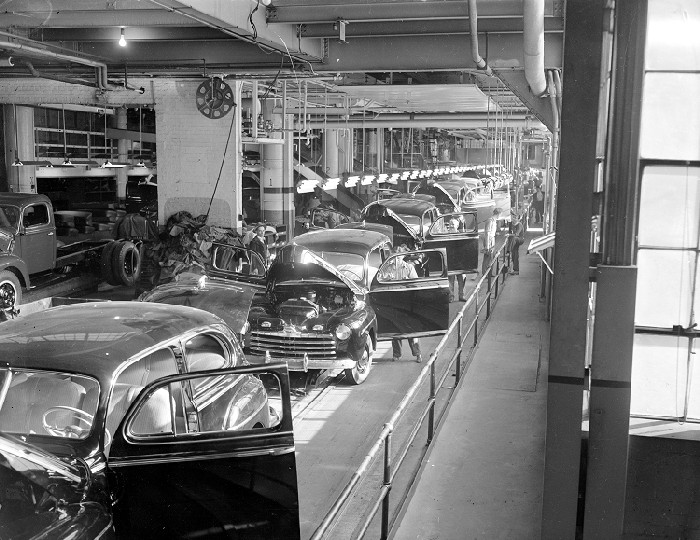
[{"x1": 249, "y1": 331, "x2": 337, "y2": 359}]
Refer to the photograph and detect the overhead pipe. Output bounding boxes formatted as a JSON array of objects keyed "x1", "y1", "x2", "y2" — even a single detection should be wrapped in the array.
[
  {"x1": 523, "y1": 0, "x2": 548, "y2": 97},
  {"x1": 0, "y1": 31, "x2": 108, "y2": 90},
  {"x1": 23, "y1": 61, "x2": 97, "y2": 88},
  {"x1": 546, "y1": 69, "x2": 560, "y2": 234},
  {"x1": 306, "y1": 117, "x2": 538, "y2": 129},
  {"x1": 467, "y1": 0, "x2": 493, "y2": 76}
]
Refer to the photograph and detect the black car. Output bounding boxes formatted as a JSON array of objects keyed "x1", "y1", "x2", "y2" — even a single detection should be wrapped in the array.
[
  {"x1": 358, "y1": 196, "x2": 481, "y2": 275},
  {"x1": 202, "y1": 226, "x2": 452, "y2": 384},
  {"x1": 0, "y1": 302, "x2": 299, "y2": 539}
]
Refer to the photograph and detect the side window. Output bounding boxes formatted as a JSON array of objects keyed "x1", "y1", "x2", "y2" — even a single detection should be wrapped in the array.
[
  {"x1": 23, "y1": 204, "x2": 49, "y2": 228},
  {"x1": 212, "y1": 244, "x2": 262, "y2": 276},
  {"x1": 367, "y1": 248, "x2": 383, "y2": 284},
  {"x1": 105, "y1": 348, "x2": 178, "y2": 445},
  {"x1": 184, "y1": 334, "x2": 231, "y2": 373},
  {"x1": 129, "y1": 371, "x2": 283, "y2": 437},
  {"x1": 377, "y1": 251, "x2": 445, "y2": 283}
]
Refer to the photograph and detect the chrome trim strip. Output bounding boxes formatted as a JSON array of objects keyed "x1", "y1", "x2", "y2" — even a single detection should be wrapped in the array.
[{"x1": 109, "y1": 446, "x2": 295, "y2": 467}]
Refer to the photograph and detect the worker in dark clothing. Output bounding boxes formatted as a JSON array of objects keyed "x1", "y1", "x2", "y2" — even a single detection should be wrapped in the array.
[{"x1": 248, "y1": 223, "x2": 269, "y2": 274}]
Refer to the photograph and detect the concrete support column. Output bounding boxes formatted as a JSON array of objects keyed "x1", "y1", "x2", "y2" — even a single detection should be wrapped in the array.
[
  {"x1": 262, "y1": 103, "x2": 294, "y2": 229},
  {"x1": 3, "y1": 105, "x2": 37, "y2": 193},
  {"x1": 323, "y1": 129, "x2": 339, "y2": 177},
  {"x1": 540, "y1": 0, "x2": 605, "y2": 538},
  {"x1": 156, "y1": 79, "x2": 240, "y2": 227},
  {"x1": 116, "y1": 107, "x2": 129, "y2": 202},
  {"x1": 583, "y1": 1, "x2": 646, "y2": 537},
  {"x1": 338, "y1": 129, "x2": 352, "y2": 174}
]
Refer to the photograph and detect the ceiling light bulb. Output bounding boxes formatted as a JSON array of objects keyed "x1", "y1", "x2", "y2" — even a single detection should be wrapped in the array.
[{"x1": 119, "y1": 28, "x2": 127, "y2": 47}]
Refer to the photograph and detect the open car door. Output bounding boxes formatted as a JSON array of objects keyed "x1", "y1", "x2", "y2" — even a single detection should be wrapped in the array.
[
  {"x1": 108, "y1": 364, "x2": 300, "y2": 540},
  {"x1": 423, "y1": 212, "x2": 480, "y2": 273},
  {"x1": 208, "y1": 242, "x2": 268, "y2": 287},
  {"x1": 368, "y1": 248, "x2": 450, "y2": 339}
]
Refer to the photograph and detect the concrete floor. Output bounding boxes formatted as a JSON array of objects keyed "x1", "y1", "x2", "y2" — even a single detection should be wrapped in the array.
[{"x1": 391, "y1": 241, "x2": 550, "y2": 540}]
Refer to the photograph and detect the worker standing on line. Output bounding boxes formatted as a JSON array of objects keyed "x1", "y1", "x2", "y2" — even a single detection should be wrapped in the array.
[
  {"x1": 380, "y1": 244, "x2": 423, "y2": 363},
  {"x1": 481, "y1": 208, "x2": 500, "y2": 278}
]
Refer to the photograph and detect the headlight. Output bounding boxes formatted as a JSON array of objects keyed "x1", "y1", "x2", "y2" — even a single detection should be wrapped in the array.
[{"x1": 335, "y1": 324, "x2": 351, "y2": 340}]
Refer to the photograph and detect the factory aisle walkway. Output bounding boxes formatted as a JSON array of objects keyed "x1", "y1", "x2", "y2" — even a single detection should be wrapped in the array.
[{"x1": 392, "y1": 234, "x2": 550, "y2": 539}]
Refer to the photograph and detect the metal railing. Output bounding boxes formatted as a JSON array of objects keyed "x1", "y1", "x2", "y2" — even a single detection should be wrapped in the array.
[{"x1": 311, "y1": 240, "x2": 513, "y2": 540}]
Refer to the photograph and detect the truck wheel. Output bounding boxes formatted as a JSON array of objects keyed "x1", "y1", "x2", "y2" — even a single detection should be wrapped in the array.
[
  {"x1": 345, "y1": 335, "x2": 373, "y2": 385},
  {"x1": 100, "y1": 241, "x2": 122, "y2": 286},
  {"x1": 0, "y1": 270, "x2": 21, "y2": 312},
  {"x1": 112, "y1": 240, "x2": 141, "y2": 287}
]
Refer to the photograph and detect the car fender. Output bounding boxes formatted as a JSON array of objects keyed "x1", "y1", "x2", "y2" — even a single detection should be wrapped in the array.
[
  {"x1": 345, "y1": 304, "x2": 378, "y2": 362},
  {"x1": 0, "y1": 253, "x2": 30, "y2": 288}
]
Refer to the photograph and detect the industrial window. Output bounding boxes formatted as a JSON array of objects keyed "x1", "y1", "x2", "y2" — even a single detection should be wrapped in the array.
[{"x1": 631, "y1": 1, "x2": 700, "y2": 423}]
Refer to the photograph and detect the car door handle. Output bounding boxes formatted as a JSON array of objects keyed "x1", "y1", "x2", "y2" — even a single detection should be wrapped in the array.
[{"x1": 47, "y1": 232, "x2": 54, "y2": 236}]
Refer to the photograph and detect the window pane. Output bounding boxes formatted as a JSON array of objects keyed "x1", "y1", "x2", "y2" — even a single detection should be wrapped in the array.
[
  {"x1": 635, "y1": 249, "x2": 695, "y2": 327},
  {"x1": 688, "y1": 349, "x2": 700, "y2": 421},
  {"x1": 631, "y1": 334, "x2": 689, "y2": 418},
  {"x1": 646, "y1": 0, "x2": 700, "y2": 72},
  {"x1": 638, "y1": 166, "x2": 700, "y2": 249},
  {"x1": 640, "y1": 73, "x2": 700, "y2": 161}
]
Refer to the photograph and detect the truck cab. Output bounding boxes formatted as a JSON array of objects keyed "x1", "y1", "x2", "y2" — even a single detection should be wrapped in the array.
[{"x1": 0, "y1": 193, "x2": 57, "y2": 275}]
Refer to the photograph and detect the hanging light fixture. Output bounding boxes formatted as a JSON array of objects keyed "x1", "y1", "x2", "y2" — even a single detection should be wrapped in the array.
[
  {"x1": 11, "y1": 104, "x2": 51, "y2": 167},
  {"x1": 118, "y1": 27, "x2": 127, "y2": 47},
  {"x1": 100, "y1": 110, "x2": 129, "y2": 168}
]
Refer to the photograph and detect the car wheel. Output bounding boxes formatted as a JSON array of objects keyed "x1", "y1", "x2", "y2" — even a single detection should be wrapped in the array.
[
  {"x1": 112, "y1": 241, "x2": 142, "y2": 287},
  {"x1": 345, "y1": 335, "x2": 373, "y2": 385},
  {"x1": 0, "y1": 270, "x2": 21, "y2": 312},
  {"x1": 100, "y1": 241, "x2": 121, "y2": 286}
]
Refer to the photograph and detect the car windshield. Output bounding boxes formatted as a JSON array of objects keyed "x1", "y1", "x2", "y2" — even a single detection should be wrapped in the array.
[
  {"x1": 315, "y1": 251, "x2": 365, "y2": 283},
  {"x1": 0, "y1": 369, "x2": 99, "y2": 440},
  {"x1": 0, "y1": 205, "x2": 19, "y2": 231}
]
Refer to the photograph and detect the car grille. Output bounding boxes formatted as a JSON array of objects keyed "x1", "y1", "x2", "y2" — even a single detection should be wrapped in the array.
[{"x1": 249, "y1": 331, "x2": 337, "y2": 359}]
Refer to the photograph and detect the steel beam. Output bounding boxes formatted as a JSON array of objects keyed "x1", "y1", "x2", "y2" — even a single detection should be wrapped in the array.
[
  {"x1": 298, "y1": 18, "x2": 564, "y2": 39},
  {"x1": 583, "y1": 0, "x2": 647, "y2": 537},
  {"x1": 496, "y1": 70, "x2": 554, "y2": 131},
  {"x1": 324, "y1": 33, "x2": 563, "y2": 72},
  {"x1": 540, "y1": 0, "x2": 606, "y2": 538},
  {"x1": 268, "y1": 0, "x2": 563, "y2": 23},
  {"x1": 144, "y1": 0, "x2": 323, "y2": 61},
  {"x1": 3, "y1": 10, "x2": 195, "y2": 28}
]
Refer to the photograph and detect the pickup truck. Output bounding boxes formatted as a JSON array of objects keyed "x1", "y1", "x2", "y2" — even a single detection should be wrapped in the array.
[{"x1": 0, "y1": 193, "x2": 140, "y2": 314}]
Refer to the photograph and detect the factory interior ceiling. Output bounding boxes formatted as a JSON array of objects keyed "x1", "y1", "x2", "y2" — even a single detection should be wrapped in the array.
[{"x1": 0, "y1": 0, "x2": 565, "y2": 139}]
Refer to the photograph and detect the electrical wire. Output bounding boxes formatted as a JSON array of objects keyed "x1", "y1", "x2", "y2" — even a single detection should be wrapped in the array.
[
  {"x1": 248, "y1": 0, "x2": 260, "y2": 41},
  {"x1": 204, "y1": 111, "x2": 237, "y2": 223}
]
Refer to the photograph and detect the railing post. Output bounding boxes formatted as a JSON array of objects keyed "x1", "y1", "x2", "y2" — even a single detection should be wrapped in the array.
[
  {"x1": 427, "y1": 361, "x2": 436, "y2": 443},
  {"x1": 381, "y1": 431, "x2": 392, "y2": 540},
  {"x1": 456, "y1": 314, "x2": 463, "y2": 383},
  {"x1": 486, "y1": 270, "x2": 492, "y2": 319},
  {"x1": 474, "y1": 290, "x2": 479, "y2": 346},
  {"x1": 494, "y1": 259, "x2": 500, "y2": 298}
]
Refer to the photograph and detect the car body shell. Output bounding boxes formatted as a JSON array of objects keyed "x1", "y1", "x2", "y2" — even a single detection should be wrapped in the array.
[
  {"x1": 359, "y1": 196, "x2": 480, "y2": 274},
  {"x1": 199, "y1": 227, "x2": 451, "y2": 380},
  {"x1": 0, "y1": 302, "x2": 300, "y2": 539}
]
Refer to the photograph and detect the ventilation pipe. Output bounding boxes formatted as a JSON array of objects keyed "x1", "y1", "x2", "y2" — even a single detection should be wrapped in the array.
[
  {"x1": 467, "y1": 0, "x2": 493, "y2": 76},
  {"x1": 523, "y1": 0, "x2": 548, "y2": 97}
]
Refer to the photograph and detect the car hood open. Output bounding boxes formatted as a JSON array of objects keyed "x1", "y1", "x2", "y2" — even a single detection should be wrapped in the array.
[{"x1": 270, "y1": 245, "x2": 364, "y2": 294}]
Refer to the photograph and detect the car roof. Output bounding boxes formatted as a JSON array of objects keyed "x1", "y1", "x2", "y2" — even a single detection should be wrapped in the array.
[
  {"x1": 0, "y1": 302, "x2": 227, "y2": 375},
  {"x1": 369, "y1": 197, "x2": 436, "y2": 215},
  {"x1": 293, "y1": 227, "x2": 391, "y2": 255},
  {"x1": 0, "y1": 193, "x2": 52, "y2": 206}
]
